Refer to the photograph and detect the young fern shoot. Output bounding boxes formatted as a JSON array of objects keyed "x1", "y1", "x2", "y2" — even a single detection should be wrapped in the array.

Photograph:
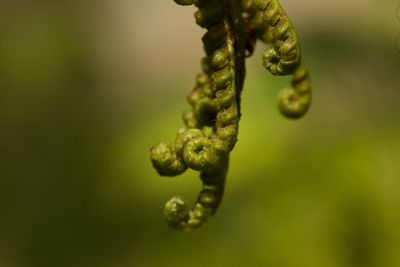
[{"x1": 150, "y1": 0, "x2": 312, "y2": 231}]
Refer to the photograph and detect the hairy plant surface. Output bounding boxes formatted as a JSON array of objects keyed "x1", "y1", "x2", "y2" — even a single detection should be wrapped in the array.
[{"x1": 150, "y1": 0, "x2": 312, "y2": 231}]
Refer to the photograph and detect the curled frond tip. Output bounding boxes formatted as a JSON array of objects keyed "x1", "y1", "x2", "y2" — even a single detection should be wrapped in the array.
[{"x1": 149, "y1": 0, "x2": 313, "y2": 231}]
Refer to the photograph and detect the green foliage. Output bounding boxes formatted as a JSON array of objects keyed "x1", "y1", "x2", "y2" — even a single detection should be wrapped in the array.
[{"x1": 150, "y1": 0, "x2": 312, "y2": 231}]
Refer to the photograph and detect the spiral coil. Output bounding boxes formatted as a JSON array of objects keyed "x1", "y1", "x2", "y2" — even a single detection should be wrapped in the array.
[{"x1": 150, "y1": 0, "x2": 312, "y2": 231}]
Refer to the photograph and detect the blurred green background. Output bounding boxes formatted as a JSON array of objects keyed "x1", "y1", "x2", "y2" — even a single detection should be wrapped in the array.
[{"x1": 1, "y1": 1, "x2": 400, "y2": 267}]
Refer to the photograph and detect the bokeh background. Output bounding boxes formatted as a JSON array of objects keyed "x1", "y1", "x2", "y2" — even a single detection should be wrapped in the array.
[{"x1": 1, "y1": 1, "x2": 400, "y2": 266}]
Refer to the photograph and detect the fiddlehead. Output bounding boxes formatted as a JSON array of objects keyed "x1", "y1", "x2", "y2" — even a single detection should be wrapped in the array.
[
  {"x1": 277, "y1": 62, "x2": 311, "y2": 119},
  {"x1": 244, "y1": 0, "x2": 311, "y2": 118},
  {"x1": 244, "y1": 0, "x2": 301, "y2": 75},
  {"x1": 150, "y1": 0, "x2": 312, "y2": 231},
  {"x1": 151, "y1": 0, "x2": 244, "y2": 231}
]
